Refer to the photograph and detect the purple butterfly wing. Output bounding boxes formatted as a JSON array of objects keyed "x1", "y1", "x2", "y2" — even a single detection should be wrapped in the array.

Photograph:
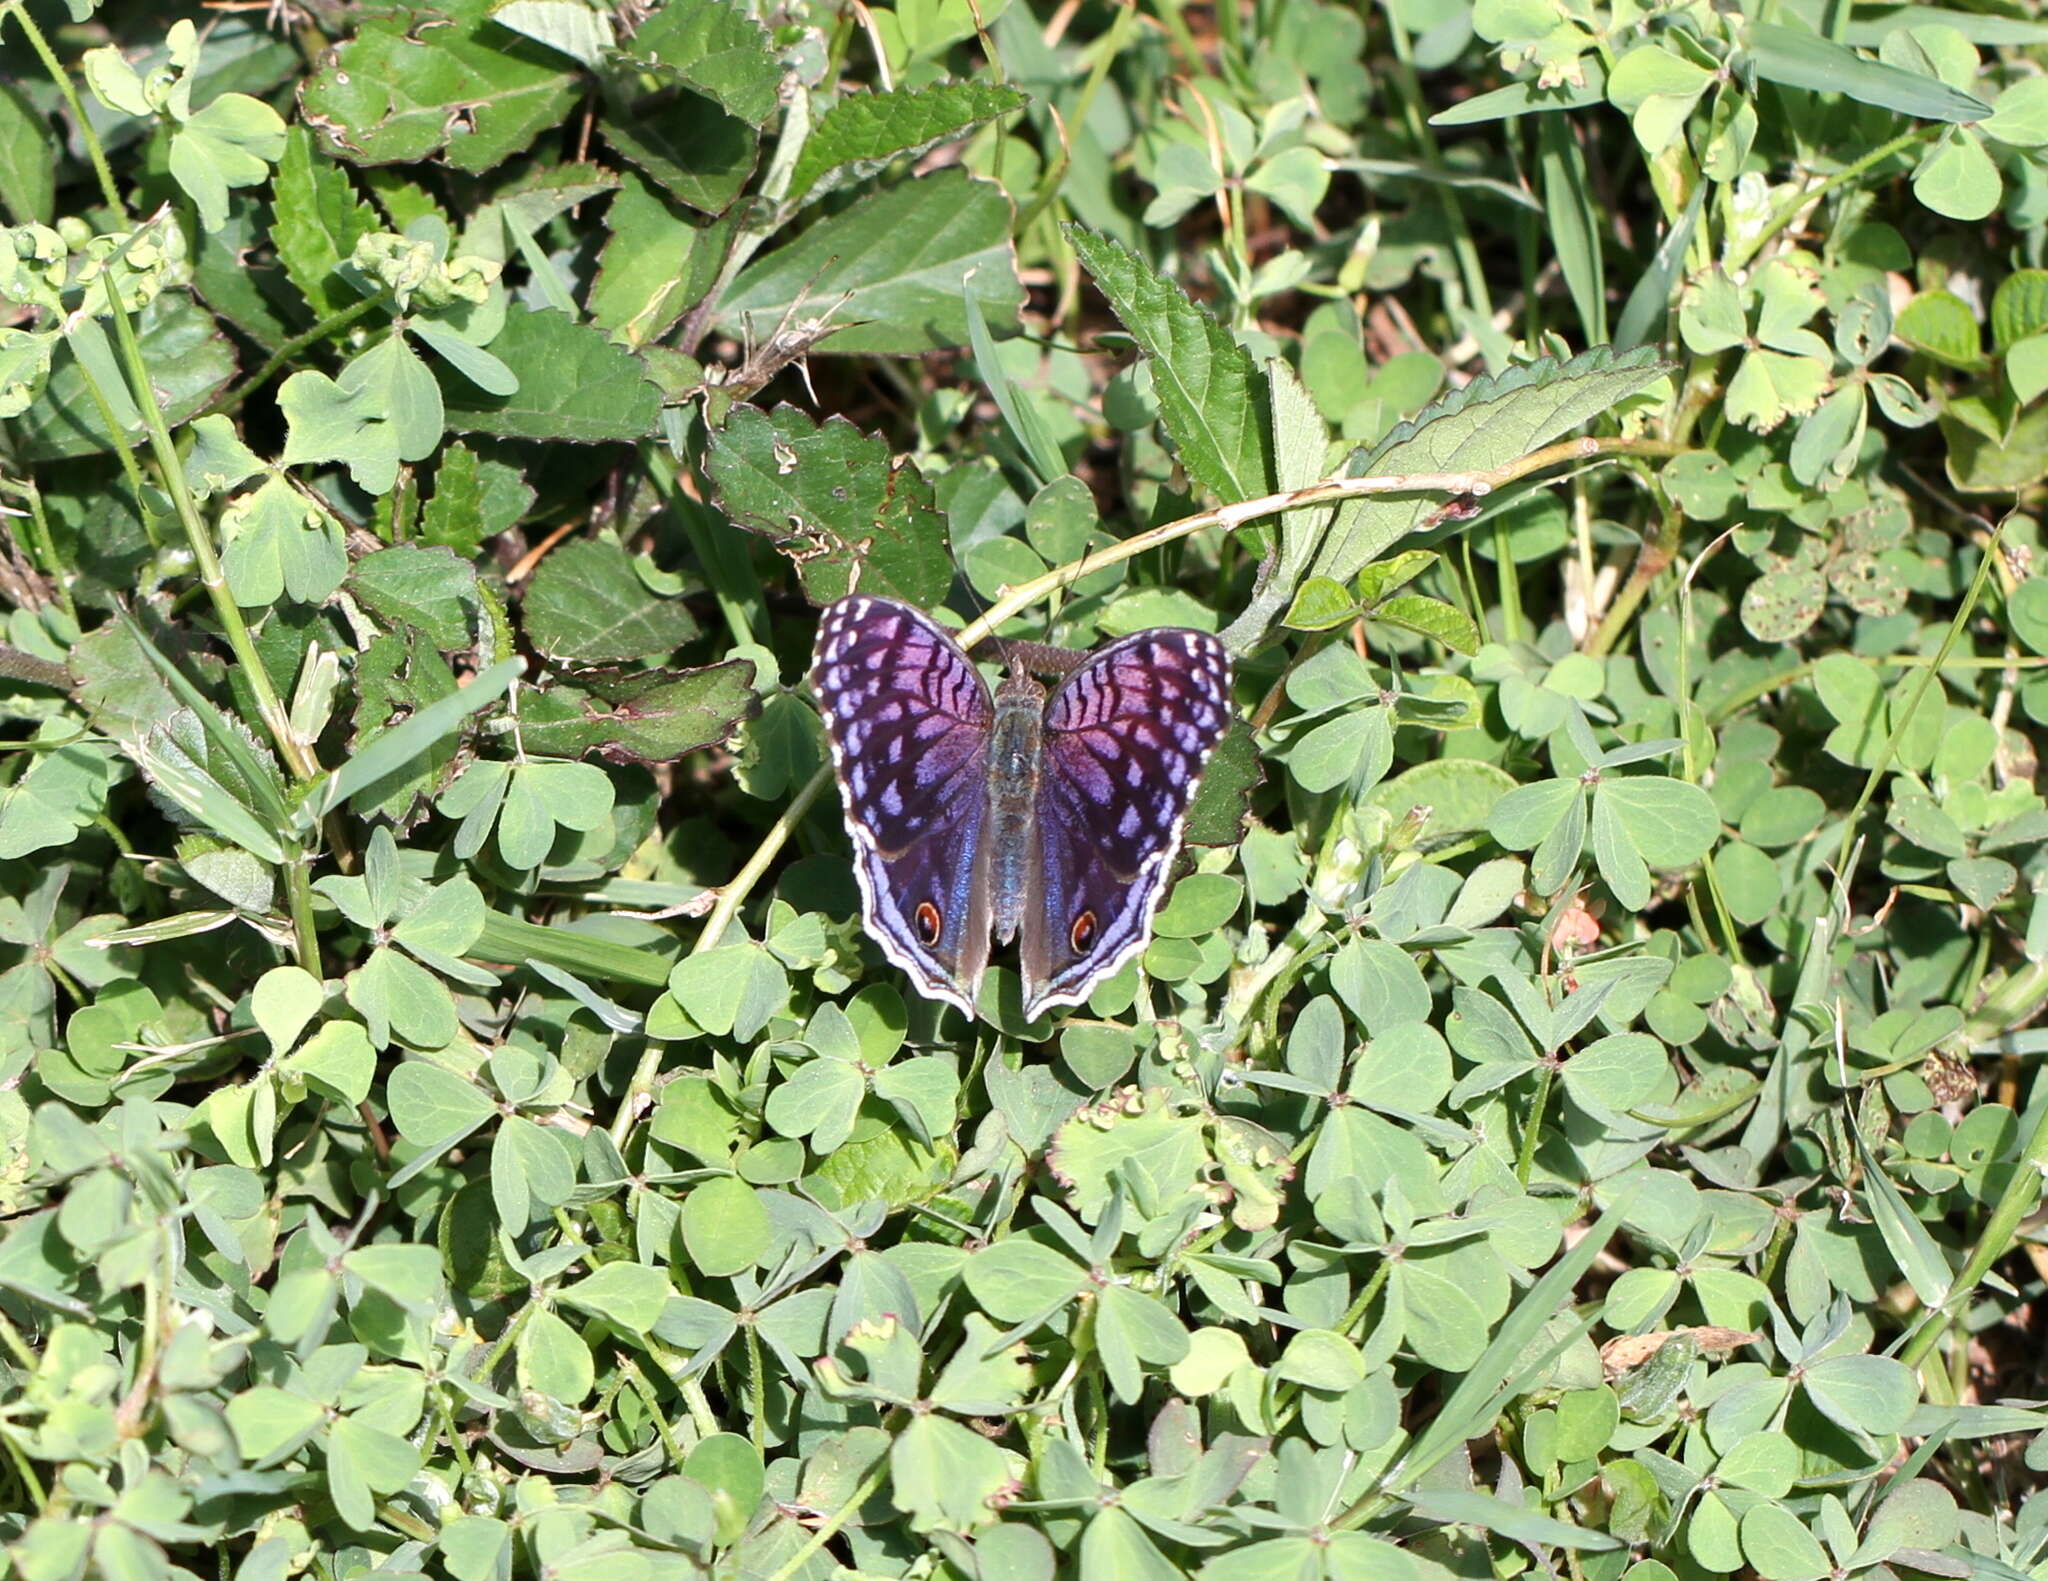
[
  {"x1": 1022, "y1": 628, "x2": 1233, "y2": 1017},
  {"x1": 812, "y1": 596, "x2": 996, "y2": 1015}
]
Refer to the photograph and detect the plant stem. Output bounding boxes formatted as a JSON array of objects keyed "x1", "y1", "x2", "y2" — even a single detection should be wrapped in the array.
[
  {"x1": 957, "y1": 437, "x2": 1685, "y2": 652},
  {"x1": 1583, "y1": 487, "x2": 1681, "y2": 658},
  {"x1": 102, "y1": 249, "x2": 318, "y2": 783},
  {"x1": 2, "y1": 1, "x2": 126, "y2": 217},
  {"x1": 700, "y1": 767, "x2": 832, "y2": 956},
  {"x1": 618, "y1": 1355, "x2": 690, "y2": 1471},
  {"x1": 283, "y1": 860, "x2": 320, "y2": 976},
  {"x1": 1338, "y1": 1258, "x2": 1392, "y2": 1338},
  {"x1": 1900, "y1": 1095, "x2": 2048, "y2": 1370},
  {"x1": 1494, "y1": 519, "x2": 1524, "y2": 643},
  {"x1": 54, "y1": 322, "x2": 164, "y2": 550},
  {"x1": 608, "y1": 775, "x2": 843, "y2": 1144},
  {"x1": 1015, "y1": 4, "x2": 1135, "y2": 237},
  {"x1": 1515, "y1": 1064, "x2": 1554, "y2": 1186},
  {"x1": 200, "y1": 290, "x2": 393, "y2": 418},
  {"x1": 1, "y1": 479, "x2": 79, "y2": 623},
  {"x1": 1726, "y1": 128, "x2": 1930, "y2": 274},
  {"x1": 1378, "y1": 0, "x2": 1491, "y2": 321},
  {"x1": 746, "y1": 1319, "x2": 768, "y2": 1456},
  {"x1": 763, "y1": 1456, "x2": 891, "y2": 1581},
  {"x1": 478, "y1": 1302, "x2": 539, "y2": 1385}
]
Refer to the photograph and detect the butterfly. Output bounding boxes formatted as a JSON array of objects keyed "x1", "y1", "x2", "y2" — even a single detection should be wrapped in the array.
[{"x1": 811, "y1": 595, "x2": 1234, "y2": 1020}]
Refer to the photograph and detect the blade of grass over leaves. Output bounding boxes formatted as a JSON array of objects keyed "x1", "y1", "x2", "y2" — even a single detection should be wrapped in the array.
[
  {"x1": 471, "y1": 911, "x2": 674, "y2": 988},
  {"x1": 1747, "y1": 22, "x2": 1992, "y2": 122},
  {"x1": 964, "y1": 287, "x2": 1066, "y2": 489},
  {"x1": 111, "y1": 607, "x2": 293, "y2": 829},
  {"x1": 1363, "y1": 1199, "x2": 1630, "y2": 1514},
  {"x1": 1850, "y1": 1102, "x2": 1957, "y2": 1309},
  {"x1": 1614, "y1": 182, "x2": 1705, "y2": 351},
  {"x1": 1538, "y1": 117, "x2": 1605, "y2": 347},
  {"x1": 316, "y1": 657, "x2": 521, "y2": 817},
  {"x1": 1404, "y1": 1492, "x2": 1623, "y2": 1550}
]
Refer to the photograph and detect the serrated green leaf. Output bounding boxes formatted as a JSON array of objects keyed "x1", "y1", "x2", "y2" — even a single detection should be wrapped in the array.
[
  {"x1": 1068, "y1": 225, "x2": 1272, "y2": 504},
  {"x1": 718, "y1": 168, "x2": 1022, "y2": 354}
]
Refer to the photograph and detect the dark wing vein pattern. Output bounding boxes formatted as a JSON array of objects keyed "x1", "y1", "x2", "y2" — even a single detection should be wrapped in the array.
[
  {"x1": 811, "y1": 597, "x2": 996, "y2": 1013},
  {"x1": 1023, "y1": 628, "x2": 1232, "y2": 1016}
]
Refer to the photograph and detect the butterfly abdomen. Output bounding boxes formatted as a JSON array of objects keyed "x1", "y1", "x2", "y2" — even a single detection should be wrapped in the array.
[{"x1": 986, "y1": 685, "x2": 1044, "y2": 946}]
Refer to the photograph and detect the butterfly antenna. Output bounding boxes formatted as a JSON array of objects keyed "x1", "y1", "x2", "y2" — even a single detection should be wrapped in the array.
[
  {"x1": 950, "y1": 569, "x2": 1005, "y2": 660},
  {"x1": 953, "y1": 565, "x2": 1079, "y2": 679}
]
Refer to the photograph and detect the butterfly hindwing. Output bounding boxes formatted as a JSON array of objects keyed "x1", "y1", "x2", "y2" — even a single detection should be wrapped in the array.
[
  {"x1": 1023, "y1": 628, "x2": 1233, "y2": 1017},
  {"x1": 812, "y1": 597, "x2": 997, "y2": 1014}
]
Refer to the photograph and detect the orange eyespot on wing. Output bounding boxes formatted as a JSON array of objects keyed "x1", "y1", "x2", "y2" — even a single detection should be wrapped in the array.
[
  {"x1": 1070, "y1": 910, "x2": 1098, "y2": 953},
  {"x1": 915, "y1": 901, "x2": 943, "y2": 945}
]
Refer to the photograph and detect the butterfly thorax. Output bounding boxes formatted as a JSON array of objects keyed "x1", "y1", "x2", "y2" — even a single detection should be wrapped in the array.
[{"x1": 986, "y1": 673, "x2": 1047, "y2": 946}]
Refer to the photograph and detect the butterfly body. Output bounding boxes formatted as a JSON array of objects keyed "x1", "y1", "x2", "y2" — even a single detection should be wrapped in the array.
[
  {"x1": 986, "y1": 677, "x2": 1047, "y2": 947},
  {"x1": 812, "y1": 596, "x2": 1232, "y2": 1020}
]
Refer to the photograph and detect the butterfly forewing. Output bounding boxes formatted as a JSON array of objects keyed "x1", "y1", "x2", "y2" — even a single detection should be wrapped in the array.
[
  {"x1": 812, "y1": 597, "x2": 998, "y2": 1014},
  {"x1": 1023, "y1": 628, "x2": 1233, "y2": 1016}
]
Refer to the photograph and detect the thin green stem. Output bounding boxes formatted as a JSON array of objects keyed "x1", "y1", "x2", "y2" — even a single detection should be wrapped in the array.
[
  {"x1": 1338, "y1": 1257, "x2": 1392, "y2": 1339},
  {"x1": 763, "y1": 1455, "x2": 891, "y2": 1581},
  {"x1": 478, "y1": 1303, "x2": 540, "y2": 1386},
  {"x1": 956, "y1": 437, "x2": 1683, "y2": 652},
  {"x1": 1378, "y1": 0, "x2": 1490, "y2": 319},
  {"x1": 374, "y1": 1502, "x2": 438, "y2": 1542},
  {"x1": 1212, "y1": 0, "x2": 1242, "y2": 66},
  {"x1": 0, "y1": 1306, "x2": 42, "y2": 1371},
  {"x1": 1016, "y1": 4, "x2": 1135, "y2": 236},
  {"x1": 1584, "y1": 483, "x2": 1681, "y2": 659},
  {"x1": 682, "y1": 763, "x2": 836, "y2": 966},
  {"x1": 619, "y1": 1355, "x2": 689, "y2": 1471},
  {"x1": 1515, "y1": 1064, "x2": 1555, "y2": 1186},
  {"x1": 0, "y1": 1428, "x2": 47, "y2": 1514},
  {"x1": 435, "y1": 1385, "x2": 476, "y2": 1479},
  {"x1": 1, "y1": 480, "x2": 78, "y2": 623},
  {"x1": 1493, "y1": 519, "x2": 1524, "y2": 643},
  {"x1": 1706, "y1": 651, "x2": 2048, "y2": 728},
  {"x1": 680, "y1": 1373, "x2": 719, "y2": 1440},
  {"x1": 282, "y1": 861, "x2": 320, "y2": 977},
  {"x1": 1694, "y1": 850, "x2": 1750, "y2": 969},
  {"x1": 103, "y1": 273, "x2": 317, "y2": 782},
  {"x1": 1149, "y1": 0, "x2": 1207, "y2": 73},
  {"x1": 1726, "y1": 128, "x2": 1930, "y2": 274},
  {"x1": 1088, "y1": 1366, "x2": 1110, "y2": 1476},
  {"x1": 55, "y1": 321, "x2": 163, "y2": 550},
  {"x1": 200, "y1": 290, "x2": 393, "y2": 418},
  {"x1": 1, "y1": 1, "x2": 126, "y2": 216},
  {"x1": 1900, "y1": 1097, "x2": 2048, "y2": 1369},
  {"x1": 746, "y1": 1319, "x2": 767, "y2": 1457}
]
